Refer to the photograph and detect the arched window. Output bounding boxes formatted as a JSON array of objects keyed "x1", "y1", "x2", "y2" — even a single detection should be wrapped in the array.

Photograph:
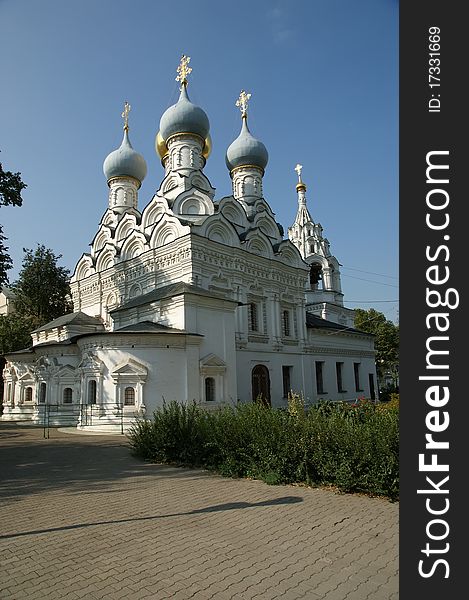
[
  {"x1": 25, "y1": 387, "x2": 33, "y2": 403},
  {"x1": 88, "y1": 380, "x2": 97, "y2": 405},
  {"x1": 282, "y1": 310, "x2": 291, "y2": 337},
  {"x1": 63, "y1": 387, "x2": 73, "y2": 404},
  {"x1": 205, "y1": 377, "x2": 215, "y2": 402},
  {"x1": 124, "y1": 387, "x2": 135, "y2": 406},
  {"x1": 39, "y1": 383, "x2": 47, "y2": 404}
]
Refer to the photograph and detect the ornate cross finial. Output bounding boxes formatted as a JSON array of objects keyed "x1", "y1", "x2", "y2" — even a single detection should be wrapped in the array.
[
  {"x1": 176, "y1": 54, "x2": 192, "y2": 86},
  {"x1": 295, "y1": 163, "x2": 303, "y2": 181},
  {"x1": 122, "y1": 101, "x2": 131, "y2": 131},
  {"x1": 236, "y1": 90, "x2": 251, "y2": 117}
]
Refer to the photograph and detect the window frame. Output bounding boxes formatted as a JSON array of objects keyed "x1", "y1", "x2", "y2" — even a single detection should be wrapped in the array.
[
  {"x1": 315, "y1": 361, "x2": 325, "y2": 395},
  {"x1": 63, "y1": 387, "x2": 73, "y2": 404},
  {"x1": 88, "y1": 379, "x2": 97, "y2": 405},
  {"x1": 205, "y1": 377, "x2": 216, "y2": 402},
  {"x1": 354, "y1": 362, "x2": 362, "y2": 392},
  {"x1": 282, "y1": 365, "x2": 292, "y2": 399},
  {"x1": 282, "y1": 310, "x2": 291, "y2": 337},
  {"x1": 336, "y1": 362, "x2": 346, "y2": 393},
  {"x1": 25, "y1": 386, "x2": 33, "y2": 403},
  {"x1": 248, "y1": 302, "x2": 259, "y2": 332},
  {"x1": 124, "y1": 386, "x2": 136, "y2": 406},
  {"x1": 39, "y1": 382, "x2": 47, "y2": 404}
]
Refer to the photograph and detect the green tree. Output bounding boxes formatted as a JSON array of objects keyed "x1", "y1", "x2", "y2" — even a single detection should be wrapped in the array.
[
  {"x1": 0, "y1": 314, "x2": 34, "y2": 355},
  {"x1": 11, "y1": 245, "x2": 72, "y2": 328},
  {"x1": 354, "y1": 308, "x2": 399, "y2": 393},
  {"x1": 0, "y1": 152, "x2": 27, "y2": 286}
]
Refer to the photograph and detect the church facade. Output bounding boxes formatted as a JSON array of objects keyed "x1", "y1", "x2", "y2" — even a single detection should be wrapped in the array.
[{"x1": 2, "y1": 57, "x2": 376, "y2": 430}]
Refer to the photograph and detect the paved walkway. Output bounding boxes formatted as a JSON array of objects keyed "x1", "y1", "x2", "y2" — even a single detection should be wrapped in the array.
[{"x1": 0, "y1": 423, "x2": 398, "y2": 600}]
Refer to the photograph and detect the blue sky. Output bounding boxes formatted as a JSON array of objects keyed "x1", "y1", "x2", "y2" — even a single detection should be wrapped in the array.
[{"x1": 0, "y1": 0, "x2": 398, "y2": 322}]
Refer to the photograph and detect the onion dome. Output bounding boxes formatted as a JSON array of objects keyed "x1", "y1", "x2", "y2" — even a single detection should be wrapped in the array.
[
  {"x1": 225, "y1": 90, "x2": 268, "y2": 173},
  {"x1": 103, "y1": 102, "x2": 147, "y2": 184},
  {"x1": 226, "y1": 117, "x2": 268, "y2": 172},
  {"x1": 155, "y1": 130, "x2": 168, "y2": 159},
  {"x1": 159, "y1": 83, "x2": 210, "y2": 144},
  {"x1": 202, "y1": 132, "x2": 212, "y2": 160}
]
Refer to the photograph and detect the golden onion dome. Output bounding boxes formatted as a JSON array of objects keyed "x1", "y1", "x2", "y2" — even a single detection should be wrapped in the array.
[
  {"x1": 155, "y1": 130, "x2": 168, "y2": 159},
  {"x1": 156, "y1": 130, "x2": 211, "y2": 162},
  {"x1": 202, "y1": 133, "x2": 212, "y2": 160}
]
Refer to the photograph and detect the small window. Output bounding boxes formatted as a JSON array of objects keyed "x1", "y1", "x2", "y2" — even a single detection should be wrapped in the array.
[
  {"x1": 282, "y1": 366, "x2": 292, "y2": 399},
  {"x1": 88, "y1": 380, "x2": 97, "y2": 405},
  {"x1": 124, "y1": 387, "x2": 135, "y2": 406},
  {"x1": 369, "y1": 373, "x2": 376, "y2": 401},
  {"x1": 315, "y1": 361, "x2": 325, "y2": 394},
  {"x1": 63, "y1": 387, "x2": 73, "y2": 404},
  {"x1": 39, "y1": 382, "x2": 47, "y2": 404},
  {"x1": 25, "y1": 387, "x2": 33, "y2": 403},
  {"x1": 282, "y1": 310, "x2": 291, "y2": 337},
  {"x1": 354, "y1": 363, "x2": 361, "y2": 392},
  {"x1": 336, "y1": 362, "x2": 345, "y2": 393},
  {"x1": 205, "y1": 377, "x2": 215, "y2": 402},
  {"x1": 248, "y1": 303, "x2": 259, "y2": 332}
]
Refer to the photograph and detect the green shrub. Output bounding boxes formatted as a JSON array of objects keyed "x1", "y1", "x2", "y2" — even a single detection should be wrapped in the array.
[{"x1": 127, "y1": 396, "x2": 399, "y2": 500}]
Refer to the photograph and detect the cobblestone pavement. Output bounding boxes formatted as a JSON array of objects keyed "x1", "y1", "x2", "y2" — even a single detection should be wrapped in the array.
[{"x1": 0, "y1": 423, "x2": 398, "y2": 600}]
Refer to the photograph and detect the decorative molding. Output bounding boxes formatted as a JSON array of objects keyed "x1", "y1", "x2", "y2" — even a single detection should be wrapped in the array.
[{"x1": 305, "y1": 346, "x2": 376, "y2": 358}]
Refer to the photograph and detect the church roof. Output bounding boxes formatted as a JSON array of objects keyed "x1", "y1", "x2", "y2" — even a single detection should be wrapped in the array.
[
  {"x1": 305, "y1": 312, "x2": 373, "y2": 336},
  {"x1": 0, "y1": 286, "x2": 16, "y2": 299},
  {"x1": 110, "y1": 282, "x2": 236, "y2": 314},
  {"x1": 114, "y1": 321, "x2": 190, "y2": 334},
  {"x1": 5, "y1": 320, "x2": 199, "y2": 356},
  {"x1": 31, "y1": 312, "x2": 104, "y2": 334}
]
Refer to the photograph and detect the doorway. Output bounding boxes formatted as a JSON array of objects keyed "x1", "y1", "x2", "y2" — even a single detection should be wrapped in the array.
[{"x1": 251, "y1": 365, "x2": 271, "y2": 406}]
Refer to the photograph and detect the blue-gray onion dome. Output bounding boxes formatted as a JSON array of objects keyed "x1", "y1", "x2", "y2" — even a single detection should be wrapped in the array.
[
  {"x1": 103, "y1": 130, "x2": 147, "y2": 183},
  {"x1": 159, "y1": 84, "x2": 210, "y2": 143},
  {"x1": 225, "y1": 117, "x2": 268, "y2": 172}
]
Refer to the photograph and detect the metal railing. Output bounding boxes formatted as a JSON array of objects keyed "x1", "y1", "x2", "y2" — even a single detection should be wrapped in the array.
[
  {"x1": 79, "y1": 402, "x2": 125, "y2": 435},
  {"x1": 37, "y1": 401, "x2": 130, "y2": 438}
]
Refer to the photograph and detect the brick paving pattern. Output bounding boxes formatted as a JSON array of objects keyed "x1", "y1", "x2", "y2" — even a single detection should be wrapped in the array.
[{"x1": 0, "y1": 423, "x2": 398, "y2": 599}]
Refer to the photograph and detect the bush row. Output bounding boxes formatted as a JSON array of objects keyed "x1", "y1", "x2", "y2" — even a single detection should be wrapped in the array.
[{"x1": 127, "y1": 396, "x2": 399, "y2": 501}]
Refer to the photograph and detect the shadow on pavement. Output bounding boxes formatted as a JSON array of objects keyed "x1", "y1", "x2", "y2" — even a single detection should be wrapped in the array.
[
  {"x1": 0, "y1": 424, "x2": 214, "y2": 501},
  {"x1": 0, "y1": 496, "x2": 303, "y2": 540}
]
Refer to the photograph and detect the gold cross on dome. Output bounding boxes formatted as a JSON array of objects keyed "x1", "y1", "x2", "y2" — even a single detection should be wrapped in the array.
[
  {"x1": 122, "y1": 101, "x2": 131, "y2": 130},
  {"x1": 295, "y1": 163, "x2": 303, "y2": 181},
  {"x1": 176, "y1": 55, "x2": 192, "y2": 85},
  {"x1": 236, "y1": 90, "x2": 251, "y2": 116}
]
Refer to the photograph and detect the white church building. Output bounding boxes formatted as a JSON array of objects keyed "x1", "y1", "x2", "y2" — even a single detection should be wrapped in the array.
[{"x1": 2, "y1": 57, "x2": 377, "y2": 430}]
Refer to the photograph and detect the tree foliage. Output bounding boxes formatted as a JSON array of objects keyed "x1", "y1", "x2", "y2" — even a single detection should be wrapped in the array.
[
  {"x1": 0, "y1": 152, "x2": 27, "y2": 286},
  {"x1": 354, "y1": 308, "x2": 399, "y2": 389},
  {"x1": 0, "y1": 158, "x2": 26, "y2": 208},
  {"x1": 0, "y1": 227, "x2": 13, "y2": 286},
  {"x1": 0, "y1": 314, "x2": 35, "y2": 355},
  {"x1": 11, "y1": 245, "x2": 72, "y2": 328}
]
